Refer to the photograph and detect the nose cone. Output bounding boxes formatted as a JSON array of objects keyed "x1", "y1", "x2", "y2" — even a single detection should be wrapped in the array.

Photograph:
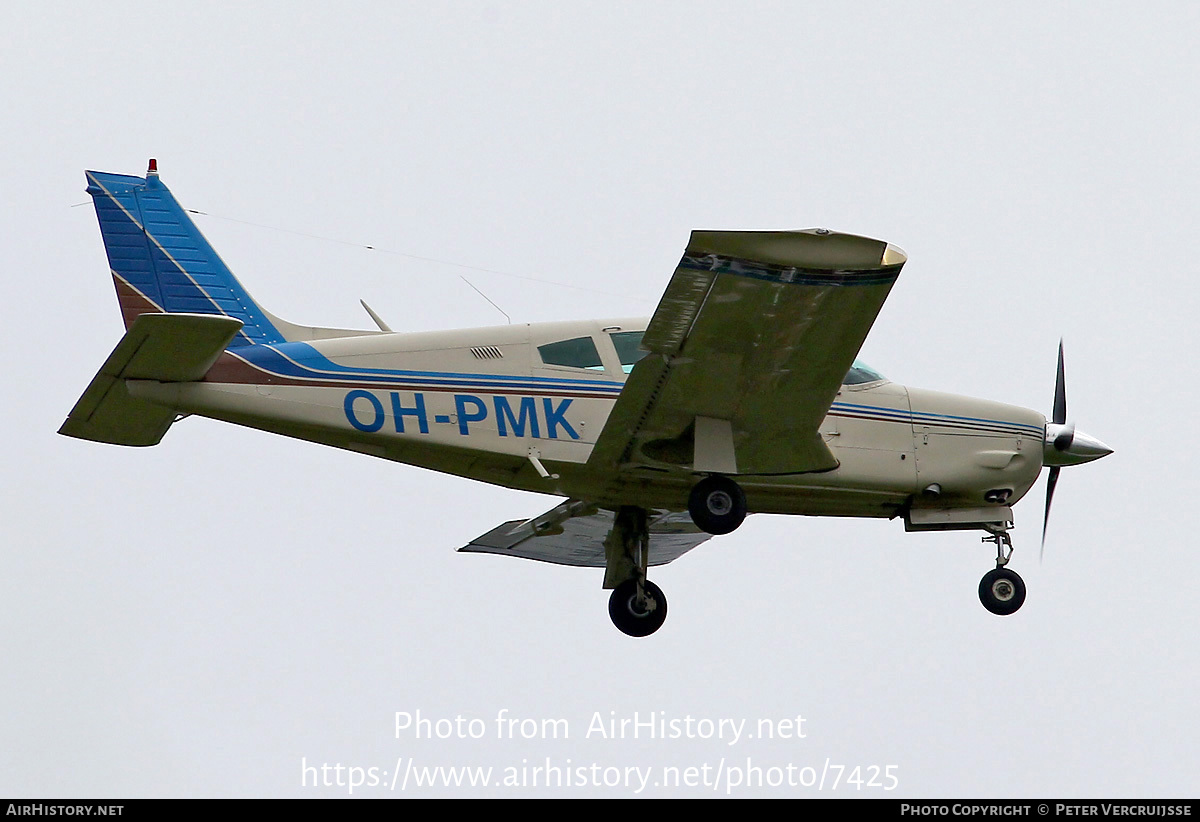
[{"x1": 1043, "y1": 425, "x2": 1113, "y2": 467}]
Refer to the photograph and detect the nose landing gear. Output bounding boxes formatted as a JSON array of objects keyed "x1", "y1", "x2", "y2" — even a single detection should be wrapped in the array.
[{"x1": 978, "y1": 526, "x2": 1026, "y2": 615}]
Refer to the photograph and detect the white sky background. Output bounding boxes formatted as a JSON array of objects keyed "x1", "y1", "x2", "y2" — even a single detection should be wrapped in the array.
[{"x1": 1, "y1": 1, "x2": 1195, "y2": 798}]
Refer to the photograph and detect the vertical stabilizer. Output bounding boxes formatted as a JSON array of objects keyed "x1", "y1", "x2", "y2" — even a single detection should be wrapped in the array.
[{"x1": 85, "y1": 161, "x2": 285, "y2": 346}]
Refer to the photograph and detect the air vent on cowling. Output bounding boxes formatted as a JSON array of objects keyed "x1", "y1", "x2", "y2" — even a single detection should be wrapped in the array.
[{"x1": 470, "y1": 346, "x2": 504, "y2": 360}]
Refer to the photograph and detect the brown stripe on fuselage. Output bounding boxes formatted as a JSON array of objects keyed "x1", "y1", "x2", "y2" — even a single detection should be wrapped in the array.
[
  {"x1": 202, "y1": 349, "x2": 619, "y2": 399},
  {"x1": 203, "y1": 351, "x2": 273, "y2": 384}
]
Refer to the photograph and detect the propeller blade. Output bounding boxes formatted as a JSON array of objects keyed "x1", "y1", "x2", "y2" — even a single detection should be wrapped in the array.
[
  {"x1": 1053, "y1": 339, "x2": 1068, "y2": 425},
  {"x1": 1043, "y1": 340, "x2": 1066, "y2": 560},
  {"x1": 1041, "y1": 465, "x2": 1060, "y2": 562}
]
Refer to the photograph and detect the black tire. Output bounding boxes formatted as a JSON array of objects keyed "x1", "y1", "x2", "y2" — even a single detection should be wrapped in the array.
[
  {"x1": 608, "y1": 579, "x2": 668, "y2": 637},
  {"x1": 688, "y1": 476, "x2": 747, "y2": 535},
  {"x1": 979, "y1": 568, "x2": 1026, "y2": 616}
]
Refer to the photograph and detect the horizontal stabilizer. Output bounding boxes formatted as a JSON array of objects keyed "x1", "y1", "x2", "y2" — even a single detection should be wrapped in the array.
[{"x1": 59, "y1": 313, "x2": 243, "y2": 446}]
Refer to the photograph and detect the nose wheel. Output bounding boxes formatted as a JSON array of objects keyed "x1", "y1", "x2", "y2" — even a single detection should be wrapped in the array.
[
  {"x1": 979, "y1": 567, "x2": 1026, "y2": 615},
  {"x1": 978, "y1": 526, "x2": 1026, "y2": 615}
]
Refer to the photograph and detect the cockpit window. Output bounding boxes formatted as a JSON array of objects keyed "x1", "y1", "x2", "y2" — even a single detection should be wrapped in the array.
[
  {"x1": 538, "y1": 337, "x2": 604, "y2": 370},
  {"x1": 843, "y1": 359, "x2": 886, "y2": 385},
  {"x1": 611, "y1": 330, "x2": 649, "y2": 374}
]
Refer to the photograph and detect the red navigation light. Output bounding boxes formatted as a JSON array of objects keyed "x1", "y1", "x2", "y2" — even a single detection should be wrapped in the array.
[{"x1": 147, "y1": 158, "x2": 158, "y2": 174}]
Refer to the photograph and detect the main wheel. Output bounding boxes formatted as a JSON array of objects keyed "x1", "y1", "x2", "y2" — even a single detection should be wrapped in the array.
[
  {"x1": 608, "y1": 579, "x2": 668, "y2": 637},
  {"x1": 979, "y1": 568, "x2": 1026, "y2": 615},
  {"x1": 688, "y1": 476, "x2": 747, "y2": 535}
]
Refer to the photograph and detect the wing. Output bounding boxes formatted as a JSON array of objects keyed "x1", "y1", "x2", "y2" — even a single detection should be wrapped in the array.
[
  {"x1": 589, "y1": 229, "x2": 905, "y2": 475},
  {"x1": 459, "y1": 500, "x2": 711, "y2": 568}
]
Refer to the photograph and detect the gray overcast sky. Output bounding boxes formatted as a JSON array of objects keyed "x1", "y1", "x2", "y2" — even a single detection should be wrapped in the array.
[{"x1": 2, "y1": 1, "x2": 1196, "y2": 797}]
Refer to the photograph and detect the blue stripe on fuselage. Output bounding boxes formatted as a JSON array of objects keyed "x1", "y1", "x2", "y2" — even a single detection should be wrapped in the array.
[
  {"x1": 232, "y1": 342, "x2": 625, "y2": 395},
  {"x1": 830, "y1": 400, "x2": 1042, "y2": 437}
]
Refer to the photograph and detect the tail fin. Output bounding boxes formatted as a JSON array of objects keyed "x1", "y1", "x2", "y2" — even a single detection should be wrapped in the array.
[{"x1": 85, "y1": 160, "x2": 285, "y2": 346}]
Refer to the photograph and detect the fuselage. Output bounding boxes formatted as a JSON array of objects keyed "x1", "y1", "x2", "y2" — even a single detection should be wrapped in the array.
[{"x1": 126, "y1": 316, "x2": 1047, "y2": 519}]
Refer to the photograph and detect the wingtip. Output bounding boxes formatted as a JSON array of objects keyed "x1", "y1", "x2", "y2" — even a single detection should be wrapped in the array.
[{"x1": 882, "y1": 243, "x2": 907, "y2": 266}]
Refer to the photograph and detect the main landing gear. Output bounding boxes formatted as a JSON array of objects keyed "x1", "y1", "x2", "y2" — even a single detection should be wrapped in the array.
[
  {"x1": 605, "y1": 476, "x2": 748, "y2": 637},
  {"x1": 688, "y1": 475, "x2": 747, "y2": 535},
  {"x1": 609, "y1": 578, "x2": 667, "y2": 637},
  {"x1": 605, "y1": 506, "x2": 668, "y2": 637},
  {"x1": 978, "y1": 525, "x2": 1026, "y2": 616}
]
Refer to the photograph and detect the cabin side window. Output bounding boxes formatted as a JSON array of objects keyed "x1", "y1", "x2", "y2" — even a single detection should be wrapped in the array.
[
  {"x1": 537, "y1": 337, "x2": 604, "y2": 370},
  {"x1": 611, "y1": 330, "x2": 649, "y2": 373}
]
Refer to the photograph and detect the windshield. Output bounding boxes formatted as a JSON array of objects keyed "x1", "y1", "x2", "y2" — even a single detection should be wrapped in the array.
[{"x1": 843, "y1": 358, "x2": 886, "y2": 385}]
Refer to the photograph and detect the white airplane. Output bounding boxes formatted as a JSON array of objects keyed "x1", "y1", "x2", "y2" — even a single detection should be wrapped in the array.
[{"x1": 61, "y1": 161, "x2": 1112, "y2": 636}]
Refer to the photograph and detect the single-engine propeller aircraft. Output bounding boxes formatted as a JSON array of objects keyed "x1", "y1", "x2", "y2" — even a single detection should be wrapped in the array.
[{"x1": 62, "y1": 161, "x2": 1112, "y2": 636}]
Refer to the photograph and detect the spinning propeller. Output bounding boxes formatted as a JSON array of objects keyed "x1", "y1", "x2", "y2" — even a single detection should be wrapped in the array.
[{"x1": 1040, "y1": 340, "x2": 1113, "y2": 559}]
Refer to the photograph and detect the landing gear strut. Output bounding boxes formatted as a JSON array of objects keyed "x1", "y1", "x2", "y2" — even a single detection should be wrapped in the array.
[
  {"x1": 688, "y1": 475, "x2": 747, "y2": 535},
  {"x1": 605, "y1": 506, "x2": 668, "y2": 637},
  {"x1": 978, "y1": 525, "x2": 1026, "y2": 616}
]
